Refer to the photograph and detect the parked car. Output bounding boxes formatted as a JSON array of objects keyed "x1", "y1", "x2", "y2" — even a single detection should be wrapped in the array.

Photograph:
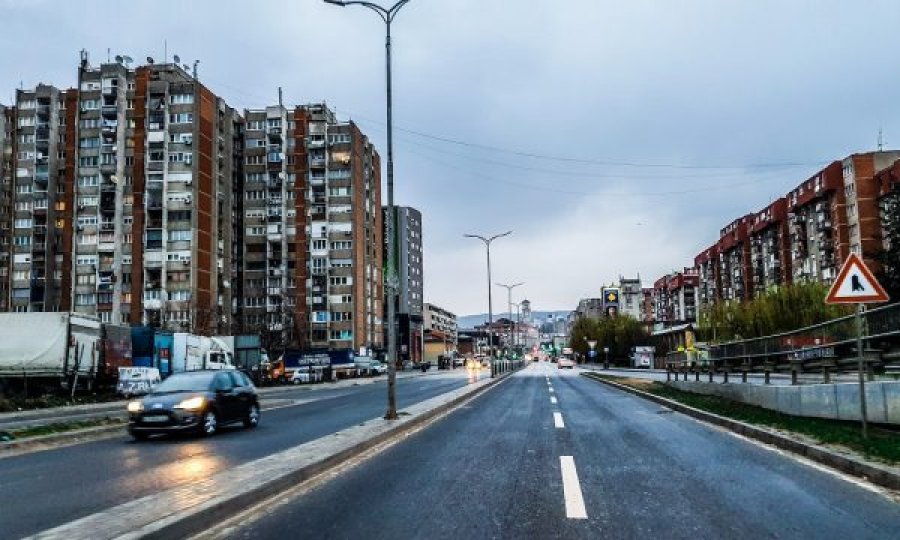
[
  {"x1": 127, "y1": 370, "x2": 259, "y2": 440},
  {"x1": 558, "y1": 358, "x2": 575, "y2": 369},
  {"x1": 290, "y1": 367, "x2": 324, "y2": 384}
]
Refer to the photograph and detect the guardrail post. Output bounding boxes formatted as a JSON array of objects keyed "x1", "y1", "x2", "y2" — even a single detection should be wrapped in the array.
[
  {"x1": 666, "y1": 369, "x2": 671, "y2": 382},
  {"x1": 695, "y1": 370, "x2": 700, "y2": 382},
  {"x1": 741, "y1": 369, "x2": 748, "y2": 384},
  {"x1": 722, "y1": 369, "x2": 729, "y2": 383},
  {"x1": 764, "y1": 370, "x2": 770, "y2": 385},
  {"x1": 708, "y1": 368, "x2": 713, "y2": 383}
]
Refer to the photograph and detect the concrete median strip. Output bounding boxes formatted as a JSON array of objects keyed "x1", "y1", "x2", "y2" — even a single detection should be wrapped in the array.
[
  {"x1": 26, "y1": 372, "x2": 513, "y2": 540},
  {"x1": 582, "y1": 372, "x2": 900, "y2": 491}
]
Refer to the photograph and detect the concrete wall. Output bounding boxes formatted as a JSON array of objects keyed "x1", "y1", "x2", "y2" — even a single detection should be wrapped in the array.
[{"x1": 669, "y1": 380, "x2": 900, "y2": 425}]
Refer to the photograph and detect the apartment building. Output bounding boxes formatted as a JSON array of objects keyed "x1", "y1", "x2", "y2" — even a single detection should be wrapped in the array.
[
  {"x1": 841, "y1": 152, "x2": 900, "y2": 268},
  {"x1": 239, "y1": 103, "x2": 382, "y2": 353},
  {"x1": 574, "y1": 297, "x2": 603, "y2": 320},
  {"x1": 717, "y1": 215, "x2": 753, "y2": 301},
  {"x1": 7, "y1": 84, "x2": 74, "y2": 313},
  {"x1": 618, "y1": 276, "x2": 643, "y2": 320},
  {"x1": 653, "y1": 268, "x2": 698, "y2": 326},
  {"x1": 786, "y1": 161, "x2": 848, "y2": 284},
  {"x1": 424, "y1": 302, "x2": 457, "y2": 345},
  {"x1": 749, "y1": 197, "x2": 790, "y2": 294},
  {"x1": 389, "y1": 205, "x2": 424, "y2": 362},
  {"x1": 0, "y1": 105, "x2": 13, "y2": 310},
  {"x1": 875, "y1": 159, "x2": 900, "y2": 253},
  {"x1": 694, "y1": 244, "x2": 720, "y2": 311}
]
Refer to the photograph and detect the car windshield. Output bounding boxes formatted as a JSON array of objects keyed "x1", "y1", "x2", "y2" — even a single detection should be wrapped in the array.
[{"x1": 151, "y1": 372, "x2": 215, "y2": 394}]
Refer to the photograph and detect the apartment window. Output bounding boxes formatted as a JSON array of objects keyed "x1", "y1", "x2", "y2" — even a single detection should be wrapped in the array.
[
  {"x1": 15, "y1": 201, "x2": 32, "y2": 211},
  {"x1": 18, "y1": 133, "x2": 35, "y2": 144},
  {"x1": 312, "y1": 239, "x2": 327, "y2": 250},
  {"x1": 79, "y1": 156, "x2": 99, "y2": 167},
  {"x1": 14, "y1": 236, "x2": 30, "y2": 246},
  {"x1": 170, "y1": 290, "x2": 191, "y2": 301},
  {"x1": 245, "y1": 297, "x2": 264, "y2": 307},
  {"x1": 168, "y1": 230, "x2": 192, "y2": 242},
  {"x1": 246, "y1": 172, "x2": 266, "y2": 183},
  {"x1": 16, "y1": 185, "x2": 32, "y2": 194},
  {"x1": 331, "y1": 312, "x2": 352, "y2": 322},
  {"x1": 18, "y1": 116, "x2": 35, "y2": 127},
  {"x1": 169, "y1": 152, "x2": 193, "y2": 164},
  {"x1": 329, "y1": 276, "x2": 351, "y2": 286},
  {"x1": 79, "y1": 137, "x2": 101, "y2": 149},
  {"x1": 14, "y1": 219, "x2": 32, "y2": 228},
  {"x1": 246, "y1": 155, "x2": 264, "y2": 165},
  {"x1": 246, "y1": 190, "x2": 265, "y2": 200},
  {"x1": 77, "y1": 256, "x2": 98, "y2": 266},
  {"x1": 78, "y1": 234, "x2": 98, "y2": 245},
  {"x1": 77, "y1": 196, "x2": 99, "y2": 207},
  {"x1": 246, "y1": 226, "x2": 265, "y2": 236},
  {"x1": 76, "y1": 274, "x2": 96, "y2": 285},
  {"x1": 13, "y1": 270, "x2": 30, "y2": 281},
  {"x1": 78, "y1": 175, "x2": 100, "y2": 187},
  {"x1": 75, "y1": 294, "x2": 96, "y2": 306},
  {"x1": 169, "y1": 113, "x2": 193, "y2": 124},
  {"x1": 79, "y1": 118, "x2": 100, "y2": 129},
  {"x1": 81, "y1": 99, "x2": 100, "y2": 111},
  {"x1": 169, "y1": 93, "x2": 194, "y2": 104},
  {"x1": 329, "y1": 330, "x2": 352, "y2": 341},
  {"x1": 328, "y1": 187, "x2": 350, "y2": 197},
  {"x1": 327, "y1": 169, "x2": 351, "y2": 180},
  {"x1": 246, "y1": 120, "x2": 265, "y2": 130},
  {"x1": 330, "y1": 241, "x2": 352, "y2": 250}
]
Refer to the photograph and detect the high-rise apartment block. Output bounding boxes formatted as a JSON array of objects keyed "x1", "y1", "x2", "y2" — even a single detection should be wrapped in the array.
[
  {"x1": 0, "y1": 54, "x2": 392, "y2": 355},
  {"x1": 239, "y1": 103, "x2": 383, "y2": 353},
  {"x1": 387, "y1": 205, "x2": 423, "y2": 362}
]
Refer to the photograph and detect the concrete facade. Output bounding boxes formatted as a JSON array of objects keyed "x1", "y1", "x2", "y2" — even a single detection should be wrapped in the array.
[{"x1": 669, "y1": 380, "x2": 900, "y2": 425}]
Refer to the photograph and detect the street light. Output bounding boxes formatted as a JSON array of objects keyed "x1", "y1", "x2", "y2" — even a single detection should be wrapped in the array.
[
  {"x1": 325, "y1": 0, "x2": 412, "y2": 420},
  {"x1": 587, "y1": 339, "x2": 597, "y2": 365},
  {"x1": 495, "y1": 281, "x2": 524, "y2": 352},
  {"x1": 465, "y1": 231, "x2": 512, "y2": 376}
]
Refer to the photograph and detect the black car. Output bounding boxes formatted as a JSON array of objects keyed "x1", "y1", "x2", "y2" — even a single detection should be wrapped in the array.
[{"x1": 127, "y1": 370, "x2": 260, "y2": 440}]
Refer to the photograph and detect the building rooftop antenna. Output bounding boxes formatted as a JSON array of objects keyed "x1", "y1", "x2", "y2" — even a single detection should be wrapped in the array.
[{"x1": 878, "y1": 127, "x2": 885, "y2": 152}]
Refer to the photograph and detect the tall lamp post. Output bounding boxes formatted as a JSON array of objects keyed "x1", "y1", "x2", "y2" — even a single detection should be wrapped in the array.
[
  {"x1": 495, "y1": 281, "x2": 524, "y2": 354},
  {"x1": 325, "y1": 0, "x2": 411, "y2": 420},
  {"x1": 465, "y1": 231, "x2": 512, "y2": 376}
]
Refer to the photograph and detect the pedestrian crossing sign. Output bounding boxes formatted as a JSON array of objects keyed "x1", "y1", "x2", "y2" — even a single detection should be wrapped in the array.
[{"x1": 825, "y1": 253, "x2": 890, "y2": 304}]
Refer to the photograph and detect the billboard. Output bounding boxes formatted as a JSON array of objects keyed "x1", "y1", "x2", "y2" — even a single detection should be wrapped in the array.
[{"x1": 602, "y1": 287, "x2": 620, "y2": 317}]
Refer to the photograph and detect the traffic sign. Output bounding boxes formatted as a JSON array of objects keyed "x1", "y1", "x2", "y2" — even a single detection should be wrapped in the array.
[{"x1": 825, "y1": 253, "x2": 890, "y2": 304}]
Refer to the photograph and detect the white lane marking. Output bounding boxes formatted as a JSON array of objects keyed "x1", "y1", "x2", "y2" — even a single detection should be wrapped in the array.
[
  {"x1": 549, "y1": 387, "x2": 554, "y2": 394},
  {"x1": 550, "y1": 396, "x2": 558, "y2": 405},
  {"x1": 554, "y1": 412, "x2": 565, "y2": 428},
  {"x1": 560, "y1": 456, "x2": 588, "y2": 519}
]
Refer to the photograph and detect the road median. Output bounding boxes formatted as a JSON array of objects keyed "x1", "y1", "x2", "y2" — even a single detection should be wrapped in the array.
[
  {"x1": 28, "y1": 369, "x2": 515, "y2": 540},
  {"x1": 581, "y1": 371, "x2": 900, "y2": 491}
]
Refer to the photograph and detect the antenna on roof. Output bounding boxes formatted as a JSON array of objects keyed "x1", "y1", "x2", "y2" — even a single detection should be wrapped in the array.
[
  {"x1": 878, "y1": 127, "x2": 885, "y2": 152},
  {"x1": 192, "y1": 60, "x2": 199, "y2": 79}
]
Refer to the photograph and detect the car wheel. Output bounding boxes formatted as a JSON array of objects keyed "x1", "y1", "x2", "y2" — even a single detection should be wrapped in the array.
[
  {"x1": 244, "y1": 403, "x2": 260, "y2": 429},
  {"x1": 130, "y1": 430, "x2": 149, "y2": 441},
  {"x1": 200, "y1": 410, "x2": 218, "y2": 436}
]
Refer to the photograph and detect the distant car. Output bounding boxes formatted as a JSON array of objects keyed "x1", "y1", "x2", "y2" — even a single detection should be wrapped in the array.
[
  {"x1": 290, "y1": 368, "x2": 323, "y2": 384},
  {"x1": 370, "y1": 361, "x2": 387, "y2": 375},
  {"x1": 127, "y1": 370, "x2": 259, "y2": 440},
  {"x1": 453, "y1": 356, "x2": 466, "y2": 368},
  {"x1": 402, "y1": 360, "x2": 415, "y2": 371},
  {"x1": 558, "y1": 358, "x2": 575, "y2": 369}
]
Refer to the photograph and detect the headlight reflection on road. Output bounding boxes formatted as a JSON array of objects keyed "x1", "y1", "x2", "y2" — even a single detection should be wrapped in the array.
[{"x1": 158, "y1": 444, "x2": 225, "y2": 484}]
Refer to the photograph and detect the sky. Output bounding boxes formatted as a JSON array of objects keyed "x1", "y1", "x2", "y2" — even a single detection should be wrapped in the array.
[{"x1": 3, "y1": 0, "x2": 900, "y2": 316}]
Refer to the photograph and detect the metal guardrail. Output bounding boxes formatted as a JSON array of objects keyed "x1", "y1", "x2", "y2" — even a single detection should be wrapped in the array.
[{"x1": 703, "y1": 303, "x2": 900, "y2": 371}]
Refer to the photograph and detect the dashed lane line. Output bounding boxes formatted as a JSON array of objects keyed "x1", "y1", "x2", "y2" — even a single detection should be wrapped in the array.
[
  {"x1": 560, "y1": 456, "x2": 588, "y2": 519},
  {"x1": 553, "y1": 412, "x2": 565, "y2": 429},
  {"x1": 550, "y1": 396, "x2": 558, "y2": 405}
]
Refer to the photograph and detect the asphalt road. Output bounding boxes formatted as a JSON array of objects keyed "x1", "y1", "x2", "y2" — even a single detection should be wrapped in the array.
[
  {"x1": 226, "y1": 363, "x2": 900, "y2": 540},
  {"x1": 1, "y1": 370, "x2": 482, "y2": 540}
]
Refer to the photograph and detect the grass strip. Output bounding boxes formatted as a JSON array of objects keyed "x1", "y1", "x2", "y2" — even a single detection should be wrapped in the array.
[
  {"x1": 588, "y1": 373, "x2": 900, "y2": 465},
  {"x1": 8, "y1": 417, "x2": 124, "y2": 440}
]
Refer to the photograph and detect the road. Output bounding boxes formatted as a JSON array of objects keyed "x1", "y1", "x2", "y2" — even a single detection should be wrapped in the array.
[
  {"x1": 223, "y1": 363, "x2": 900, "y2": 540},
  {"x1": 0, "y1": 369, "x2": 483, "y2": 540}
]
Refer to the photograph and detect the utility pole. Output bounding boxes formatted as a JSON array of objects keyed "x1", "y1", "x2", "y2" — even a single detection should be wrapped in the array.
[{"x1": 495, "y1": 281, "x2": 523, "y2": 354}]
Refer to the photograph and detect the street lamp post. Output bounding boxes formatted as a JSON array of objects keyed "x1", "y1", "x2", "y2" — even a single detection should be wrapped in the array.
[
  {"x1": 495, "y1": 281, "x2": 523, "y2": 354},
  {"x1": 325, "y1": 0, "x2": 411, "y2": 420},
  {"x1": 603, "y1": 346, "x2": 610, "y2": 369},
  {"x1": 587, "y1": 339, "x2": 597, "y2": 366},
  {"x1": 465, "y1": 231, "x2": 512, "y2": 376}
]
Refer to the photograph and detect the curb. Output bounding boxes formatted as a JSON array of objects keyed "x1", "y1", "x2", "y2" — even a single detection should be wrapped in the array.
[
  {"x1": 1, "y1": 423, "x2": 125, "y2": 455},
  {"x1": 581, "y1": 372, "x2": 900, "y2": 491}
]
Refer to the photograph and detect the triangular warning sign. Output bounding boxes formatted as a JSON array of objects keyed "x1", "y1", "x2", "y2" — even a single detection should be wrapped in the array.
[{"x1": 825, "y1": 253, "x2": 890, "y2": 304}]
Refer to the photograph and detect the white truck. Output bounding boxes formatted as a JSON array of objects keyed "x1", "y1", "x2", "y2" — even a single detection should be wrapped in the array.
[
  {"x1": 631, "y1": 346, "x2": 656, "y2": 369},
  {"x1": 0, "y1": 312, "x2": 102, "y2": 385},
  {"x1": 170, "y1": 333, "x2": 235, "y2": 373}
]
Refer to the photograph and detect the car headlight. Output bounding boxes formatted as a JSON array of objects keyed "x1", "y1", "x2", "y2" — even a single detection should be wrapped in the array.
[
  {"x1": 127, "y1": 400, "x2": 143, "y2": 413},
  {"x1": 174, "y1": 396, "x2": 206, "y2": 410}
]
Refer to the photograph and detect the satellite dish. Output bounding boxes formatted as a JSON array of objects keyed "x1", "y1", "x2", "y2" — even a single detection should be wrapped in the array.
[
  {"x1": 110, "y1": 175, "x2": 119, "y2": 184},
  {"x1": 147, "y1": 56, "x2": 155, "y2": 64},
  {"x1": 115, "y1": 55, "x2": 123, "y2": 63},
  {"x1": 123, "y1": 56, "x2": 133, "y2": 64},
  {"x1": 173, "y1": 54, "x2": 181, "y2": 64}
]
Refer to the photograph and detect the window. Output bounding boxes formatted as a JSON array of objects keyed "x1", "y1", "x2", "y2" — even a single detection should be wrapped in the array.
[
  {"x1": 169, "y1": 113, "x2": 193, "y2": 124},
  {"x1": 14, "y1": 236, "x2": 31, "y2": 246},
  {"x1": 312, "y1": 239, "x2": 327, "y2": 250},
  {"x1": 15, "y1": 201, "x2": 32, "y2": 211},
  {"x1": 331, "y1": 312, "x2": 352, "y2": 322},
  {"x1": 169, "y1": 93, "x2": 194, "y2": 104},
  {"x1": 329, "y1": 187, "x2": 350, "y2": 197},
  {"x1": 77, "y1": 274, "x2": 96, "y2": 285},
  {"x1": 168, "y1": 210, "x2": 192, "y2": 222},
  {"x1": 79, "y1": 156, "x2": 99, "y2": 167},
  {"x1": 330, "y1": 241, "x2": 352, "y2": 250},
  {"x1": 329, "y1": 276, "x2": 351, "y2": 286},
  {"x1": 75, "y1": 294, "x2": 96, "y2": 306},
  {"x1": 246, "y1": 190, "x2": 265, "y2": 200},
  {"x1": 246, "y1": 172, "x2": 266, "y2": 183},
  {"x1": 246, "y1": 120, "x2": 265, "y2": 131},
  {"x1": 245, "y1": 296, "x2": 264, "y2": 307},
  {"x1": 81, "y1": 99, "x2": 100, "y2": 111},
  {"x1": 246, "y1": 155, "x2": 264, "y2": 165},
  {"x1": 78, "y1": 175, "x2": 99, "y2": 187},
  {"x1": 77, "y1": 256, "x2": 98, "y2": 266},
  {"x1": 77, "y1": 196, "x2": 99, "y2": 207},
  {"x1": 329, "y1": 330, "x2": 352, "y2": 341},
  {"x1": 13, "y1": 270, "x2": 30, "y2": 281},
  {"x1": 79, "y1": 137, "x2": 101, "y2": 149},
  {"x1": 78, "y1": 234, "x2": 98, "y2": 245},
  {"x1": 168, "y1": 230, "x2": 192, "y2": 242},
  {"x1": 14, "y1": 219, "x2": 32, "y2": 228},
  {"x1": 170, "y1": 290, "x2": 191, "y2": 301},
  {"x1": 16, "y1": 185, "x2": 32, "y2": 194},
  {"x1": 18, "y1": 116, "x2": 35, "y2": 127},
  {"x1": 246, "y1": 226, "x2": 265, "y2": 236},
  {"x1": 18, "y1": 133, "x2": 35, "y2": 144}
]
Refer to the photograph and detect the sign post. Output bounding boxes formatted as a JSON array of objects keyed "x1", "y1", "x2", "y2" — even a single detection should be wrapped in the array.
[{"x1": 825, "y1": 253, "x2": 890, "y2": 440}]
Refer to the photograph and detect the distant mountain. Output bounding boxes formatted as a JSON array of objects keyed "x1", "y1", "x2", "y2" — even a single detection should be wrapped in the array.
[{"x1": 457, "y1": 310, "x2": 570, "y2": 330}]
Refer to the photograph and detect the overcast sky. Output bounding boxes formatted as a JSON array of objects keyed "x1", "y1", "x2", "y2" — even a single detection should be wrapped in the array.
[{"x1": 3, "y1": 0, "x2": 900, "y2": 316}]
